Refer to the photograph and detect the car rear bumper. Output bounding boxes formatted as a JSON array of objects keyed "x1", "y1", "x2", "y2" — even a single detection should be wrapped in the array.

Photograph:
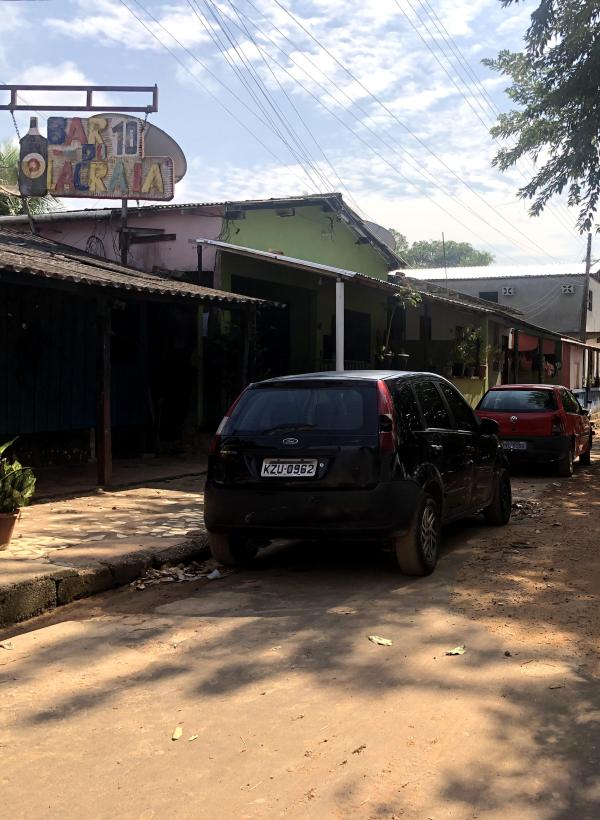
[
  {"x1": 501, "y1": 435, "x2": 570, "y2": 463},
  {"x1": 204, "y1": 479, "x2": 424, "y2": 540}
]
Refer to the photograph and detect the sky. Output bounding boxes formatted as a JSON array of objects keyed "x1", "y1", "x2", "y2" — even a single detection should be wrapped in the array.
[{"x1": 0, "y1": 0, "x2": 589, "y2": 267}]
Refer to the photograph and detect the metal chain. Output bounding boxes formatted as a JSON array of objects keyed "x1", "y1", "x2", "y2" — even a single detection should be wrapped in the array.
[{"x1": 10, "y1": 109, "x2": 21, "y2": 140}]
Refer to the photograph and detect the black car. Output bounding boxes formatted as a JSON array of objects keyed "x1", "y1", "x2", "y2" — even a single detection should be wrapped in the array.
[{"x1": 204, "y1": 371, "x2": 511, "y2": 576}]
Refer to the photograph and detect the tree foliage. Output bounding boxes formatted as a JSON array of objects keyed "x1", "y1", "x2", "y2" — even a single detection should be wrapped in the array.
[
  {"x1": 389, "y1": 229, "x2": 494, "y2": 268},
  {"x1": 0, "y1": 142, "x2": 59, "y2": 217},
  {"x1": 484, "y1": 0, "x2": 600, "y2": 232}
]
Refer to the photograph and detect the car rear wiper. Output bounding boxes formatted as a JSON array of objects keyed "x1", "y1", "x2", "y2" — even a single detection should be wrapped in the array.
[{"x1": 260, "y1": 424, "x2": 316, "y2": 435}]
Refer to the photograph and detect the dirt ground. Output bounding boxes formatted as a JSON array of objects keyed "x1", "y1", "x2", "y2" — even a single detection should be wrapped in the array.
[{"x1": 1, "y1": 447, "x2": 599, "y2": 820}]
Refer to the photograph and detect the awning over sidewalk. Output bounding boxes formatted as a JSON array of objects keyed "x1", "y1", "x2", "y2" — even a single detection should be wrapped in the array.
[{"x1": 0, "y1": 229, "x2": 270, "y2": 307}]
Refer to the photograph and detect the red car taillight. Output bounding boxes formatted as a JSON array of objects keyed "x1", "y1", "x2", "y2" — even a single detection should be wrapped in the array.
[
  {"x1": 377, "y1": 379, "x2": 396, "y2": 454},
  {"x1": 551, "y1": 413, "x2": 565, "y2": 435},
  {"x1": 209, "y1": 387, "x2": 251, "y2": 455}
]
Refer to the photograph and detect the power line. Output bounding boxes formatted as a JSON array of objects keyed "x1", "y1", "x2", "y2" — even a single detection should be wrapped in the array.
[
  {"x1": 119, "y1": 0, "x2": 325, "y2": 192},
  {"x1": 408, "y1": 0, "x2": 578, "y2": 237},
  {"x1": 192, "y1": 0, "x2": 330, "y2": 193},
  {"x1": 266, "y1": 0, "x2": 559, "y2": 261}
]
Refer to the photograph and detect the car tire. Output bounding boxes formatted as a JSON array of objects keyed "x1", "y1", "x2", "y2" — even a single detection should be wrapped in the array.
[
  {"x1": 557, "y1": 446, "x2": 574, "y2": 477},
  {"x1": 483, "y1": 468, "x2": 512, "y2": 526},
  {"x1": 393, "y1": 494, "x2": 440, "y2": 576},
  {"x1": 579, "y1": 434, "x2": 593, "y2": 466},
  {"x1": 208, "y1": 532, "x2": 258, "y2": 567}
]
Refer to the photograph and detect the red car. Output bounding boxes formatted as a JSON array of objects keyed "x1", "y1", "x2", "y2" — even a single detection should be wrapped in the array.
[{"x1": 476, "y1": 384, "x2": 593, "y2": 477}]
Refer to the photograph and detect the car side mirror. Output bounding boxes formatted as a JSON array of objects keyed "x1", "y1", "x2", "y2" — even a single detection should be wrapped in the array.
[{"x1": 479, "y1": 417, "x2": 500, "y2": 436}]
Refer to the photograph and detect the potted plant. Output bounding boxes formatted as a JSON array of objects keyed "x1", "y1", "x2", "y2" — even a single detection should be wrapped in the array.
[
  {"x1": 462, "y1": 327, "x2": 483, "y2": 378},
  {"x1": 452, "y1": 339, "x2": 467, "y2": 377},
  {"x1": 0, "y1": 439, "x2": 36, "y2": 549}
]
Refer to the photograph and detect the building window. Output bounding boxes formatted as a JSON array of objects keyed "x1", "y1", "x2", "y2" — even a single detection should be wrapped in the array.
[
  {"x1": 479, "y1": 291, "x2": 499, "y2": 303},
  {"x1": 588, "y1": 290, "x2": 593, "y2": 311},
  {"x1": 502, "y1": 286, "x2": 514, "y2": 296},
  {"x1": 562, "y1": 284, "x2": 575, "y2": 294}
]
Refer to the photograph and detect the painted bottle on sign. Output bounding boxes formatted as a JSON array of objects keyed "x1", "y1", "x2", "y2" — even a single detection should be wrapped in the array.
[{"x1": 18, "y1": 117, "x2": 48, "y2": 197}]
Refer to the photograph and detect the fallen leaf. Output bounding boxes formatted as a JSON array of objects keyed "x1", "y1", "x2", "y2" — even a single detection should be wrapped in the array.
[
  {"x1": 172, "y1": 726, "x2": 183, "y2": 741},
  {"x1": 188, "y1": 735, "x2": 199, "y2": 742},
  {"x1": 549, "y1": 684, "x2": 565, "y2": 690},
  {"x1": 446, "y1": 645, "x2": 466, "y2": 656},
  {"x1": 0, "y1": 641, "x2": 13, "y2": 650},
  {"x1": 368, "y1": 635, "x2": 392, "y2": 646}
]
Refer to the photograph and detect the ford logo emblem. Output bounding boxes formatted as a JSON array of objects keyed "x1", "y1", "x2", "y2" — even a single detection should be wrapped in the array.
[{"x1": 282, "y1": 437, "x2": 299, "y2": 445}]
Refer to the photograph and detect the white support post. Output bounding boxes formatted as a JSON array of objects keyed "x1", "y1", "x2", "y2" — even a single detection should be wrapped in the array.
[{"x1": 335, "y1": 278, "x2": 345, "y2": 371}]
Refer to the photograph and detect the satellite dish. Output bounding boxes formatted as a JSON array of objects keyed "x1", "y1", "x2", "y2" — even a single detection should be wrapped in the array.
[
  {"x1": 364, "y1": 221, "x2": 396, "y2": 251},
  {"x1": 98, "y1": 113, "x2": 187, "y2": 183}
]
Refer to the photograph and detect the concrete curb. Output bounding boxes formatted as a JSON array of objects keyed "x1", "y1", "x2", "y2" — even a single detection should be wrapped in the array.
[{"x1": 0, "y1": 535, "x2": 210, "y2": 628}]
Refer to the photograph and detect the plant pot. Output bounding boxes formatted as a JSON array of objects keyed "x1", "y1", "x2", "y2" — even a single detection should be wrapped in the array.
[
  {"x1": 452, "y1": 362, "x2": 465, "y2": 378},
  {"x1": 477, "y1": 364, "x2": 487, "y2": 379},
  {"x1": 397, "y1": 353, "x2": 410, "y2": 369},
  {"x1": 0, "y1": 511, "x2": 19, "y2": 549}
]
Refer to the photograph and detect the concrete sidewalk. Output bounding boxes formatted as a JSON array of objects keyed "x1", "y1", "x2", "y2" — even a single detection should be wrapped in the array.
[{"x1": 0, "y1": 475, "x2": 209, "y2": 627}]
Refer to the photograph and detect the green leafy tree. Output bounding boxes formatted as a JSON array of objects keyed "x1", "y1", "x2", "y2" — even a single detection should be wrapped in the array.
[
  {"x1": 0, "y1": 142, "x2": 59, "y2": 217},
  {"x1": 389, "y1": 230, "x2": 494, "y2": 267},
  {"x1": 484, "y1": 1, "x2": 600, "y2": 232}
]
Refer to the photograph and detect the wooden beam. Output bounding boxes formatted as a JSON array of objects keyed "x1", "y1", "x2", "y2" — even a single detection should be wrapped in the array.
[{"x1": 97, "y1": 299, "x2": 112, "y2": 486}]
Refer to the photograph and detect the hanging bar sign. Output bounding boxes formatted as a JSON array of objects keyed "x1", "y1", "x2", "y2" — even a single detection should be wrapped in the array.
[{"x1": 44, "y1": 115, "x2": 174, "y2": 200}]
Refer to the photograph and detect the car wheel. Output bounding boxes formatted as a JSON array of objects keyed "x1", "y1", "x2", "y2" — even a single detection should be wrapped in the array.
[
  {"x1": 208, "y1": 532, "x2": 258, "y2": 567},
  {"x1": 393, "y1": 494, "x2": 440, "y2": 576},
  {"x1": 557, "y1": 446, "x2": 574, "y2": 477},
  {"x1": 579, "y1": 433, "x2": 593, "y2": 466},
  {"x1": 483, "y1": 468, "x2": 512, "y2": 526}
]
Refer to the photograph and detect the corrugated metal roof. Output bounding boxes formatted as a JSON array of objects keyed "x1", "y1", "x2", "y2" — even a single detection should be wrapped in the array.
[
  {"x1": 0, "y1": 229, "x2": 270, "y2": 306},
  {"x1": 196, "y1": 239, "x2": 567, "y2": 340},
  {"x1": 0, "y1": 193, "x2": 345, "y2": 224},
  {"x1": 0, "y1": 192, "x2": 404, "y2": 269},
  {"x1": 399, "y1": 263, "x2": 595, "y2": 280}
]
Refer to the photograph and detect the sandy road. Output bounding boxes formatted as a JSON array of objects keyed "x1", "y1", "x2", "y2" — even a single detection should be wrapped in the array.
[{"x1": 1, "y1": 450, "x2": 599, "y2": 820}]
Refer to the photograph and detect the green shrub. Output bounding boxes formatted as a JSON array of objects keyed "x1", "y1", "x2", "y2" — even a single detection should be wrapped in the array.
[{"x1": 0, "y1": 439, "x2": 36, "y2": 514}]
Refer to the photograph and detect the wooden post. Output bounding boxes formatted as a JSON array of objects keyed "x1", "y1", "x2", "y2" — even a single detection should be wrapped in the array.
[
  {"x1": 120, "y1": 198, "x2": 129, "y2": 267},
  {"x1": 196, "y1": 306, "x2": 204, "y2": 428},
  {"x1": 538, "y1": 337, "x2": 544, "y2": 383},
  {"x1": 97, "y1": 299, "x2": 112, "y2": 486}
]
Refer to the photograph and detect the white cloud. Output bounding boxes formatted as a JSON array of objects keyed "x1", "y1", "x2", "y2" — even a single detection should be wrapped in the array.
[{"x1": 47, "y1": 0, "x2": 210, "y2": 51}]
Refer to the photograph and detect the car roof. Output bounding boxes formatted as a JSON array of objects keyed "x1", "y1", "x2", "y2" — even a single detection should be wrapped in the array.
[
  {"x1": 256, "y1": 370, "x2": 445, "y2": 385},
  {"x1": 486, "y1": 384, "x2": 557, "y2": 391}
]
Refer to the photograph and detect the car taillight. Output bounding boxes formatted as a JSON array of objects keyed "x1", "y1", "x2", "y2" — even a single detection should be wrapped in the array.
[
  {"x1": 209, "y1": 386, "x2": 251, "y2": 455},
  {"x1": 551, "y1": 413, "x2": 565, "y2": 435},
  {"x1": 377, "y1": 380, "x2": 396, "y2": 454}
]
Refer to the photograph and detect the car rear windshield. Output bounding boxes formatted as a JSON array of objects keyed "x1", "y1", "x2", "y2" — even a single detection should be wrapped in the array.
[
  {"x1": 479, "y1": 389, "x2": 557, "y2": 413},
  {"x1": 225, "y1": 384, "x2": 377, "y2": 434}
]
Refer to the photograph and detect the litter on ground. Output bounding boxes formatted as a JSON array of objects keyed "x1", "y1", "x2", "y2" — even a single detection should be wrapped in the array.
[{"x1": 368, "y1": 635, "x2": 393, "y2": 646}]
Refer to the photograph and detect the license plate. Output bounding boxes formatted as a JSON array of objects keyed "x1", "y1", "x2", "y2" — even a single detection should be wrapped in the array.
[
  {"x1": 261, "y1": 459, "x2": 318, "y2": 478},
  {"x1": 502, "y1": 441, "x2": 527, "y2": 451}
]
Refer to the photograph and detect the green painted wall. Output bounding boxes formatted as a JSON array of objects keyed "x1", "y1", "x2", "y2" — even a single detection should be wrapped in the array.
[
  {"x1": 221, "y1": 253, "x2": 389, "y2": 371},
  {"x1": 224, "y1": 205, "x2": 390, "y2": 279}
]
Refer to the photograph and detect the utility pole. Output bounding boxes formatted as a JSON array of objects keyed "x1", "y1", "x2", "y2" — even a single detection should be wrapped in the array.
[
  {"x1": 442, "y1": 232, "x2": 448, "y2": 295},
  {"x1": 581, "y1": 231, "x2": 592, "y2": 342},
  {"x1": 581, "y1": 232, "x2": 592, "y2": 404}
]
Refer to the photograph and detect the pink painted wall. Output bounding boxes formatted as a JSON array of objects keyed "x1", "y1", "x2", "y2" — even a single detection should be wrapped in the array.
[{"x1": 31, "y1": 206, "x2": 224, "y2": 273}]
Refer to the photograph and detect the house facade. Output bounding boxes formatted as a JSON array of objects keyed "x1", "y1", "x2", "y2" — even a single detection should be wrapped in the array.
[{"x1": 408, "y1": 265, "x2": 600, "y2": 392}]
